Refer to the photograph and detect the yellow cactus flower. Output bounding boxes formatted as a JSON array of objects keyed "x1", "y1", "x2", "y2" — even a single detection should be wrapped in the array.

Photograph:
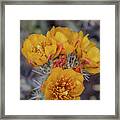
[
  {"x1": 22, "y1": 34, "x2": 48, "y2": 67},
  {"x1": 22, "y1": 34, "x2": 58, "y2": 67},
  {"x1": 41, "y1": 67, "x2": 84, "y2": 100},
  {"x1": 76, "y1": 34, "x2": 100, "y2": 74},
  {"x1": 46, "y1": 27, "x2": 76, "y2": 54}
]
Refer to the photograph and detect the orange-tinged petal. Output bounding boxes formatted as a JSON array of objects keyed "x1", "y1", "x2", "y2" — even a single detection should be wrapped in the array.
[
  {"x1": 53, "y1": 43, "x2": 63, "y2": 59},
  {"x1": 76, "y1": 47, "x2": 82, "y2": 59}
]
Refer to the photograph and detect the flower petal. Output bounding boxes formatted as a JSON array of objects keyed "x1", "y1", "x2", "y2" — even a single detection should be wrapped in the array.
[
  {"x1": 87, "y1": 47, "x2": 100, "y2": 62},
  {"x1": 45, "y1": 45, "x2": 57, "y2": 57},
  {"x1": 63, "y1": 42, "x2": 75, "y2": 54},
  {"x1": 55, "y1": 32, "x2": 68, "y2": 43}
]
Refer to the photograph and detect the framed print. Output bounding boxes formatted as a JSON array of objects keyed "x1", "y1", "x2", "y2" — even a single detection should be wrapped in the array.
[{"x1": 0, "y1": 0, "x2": 119, "y2": 119}]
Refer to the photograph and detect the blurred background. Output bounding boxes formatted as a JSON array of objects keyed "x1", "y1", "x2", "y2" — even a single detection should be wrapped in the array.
[{"x1": 20, "y1": 20, "x2": 100, "y2": 100}]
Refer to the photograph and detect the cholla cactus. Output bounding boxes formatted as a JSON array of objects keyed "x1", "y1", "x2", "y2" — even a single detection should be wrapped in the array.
[
  {"x1": 30, "y1": 61, "x2": 52, "y2": 100},
  {"x1": 21, "y1": 26, "x2": 100, "y2": 100},
  {"x1": 66, "y1": 53, "x2": 79, "y2": 68}
]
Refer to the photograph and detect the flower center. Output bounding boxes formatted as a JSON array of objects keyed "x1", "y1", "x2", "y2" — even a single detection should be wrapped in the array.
[{"x1": 51, "y1": 77, "x2": 75, "y2": 100}]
